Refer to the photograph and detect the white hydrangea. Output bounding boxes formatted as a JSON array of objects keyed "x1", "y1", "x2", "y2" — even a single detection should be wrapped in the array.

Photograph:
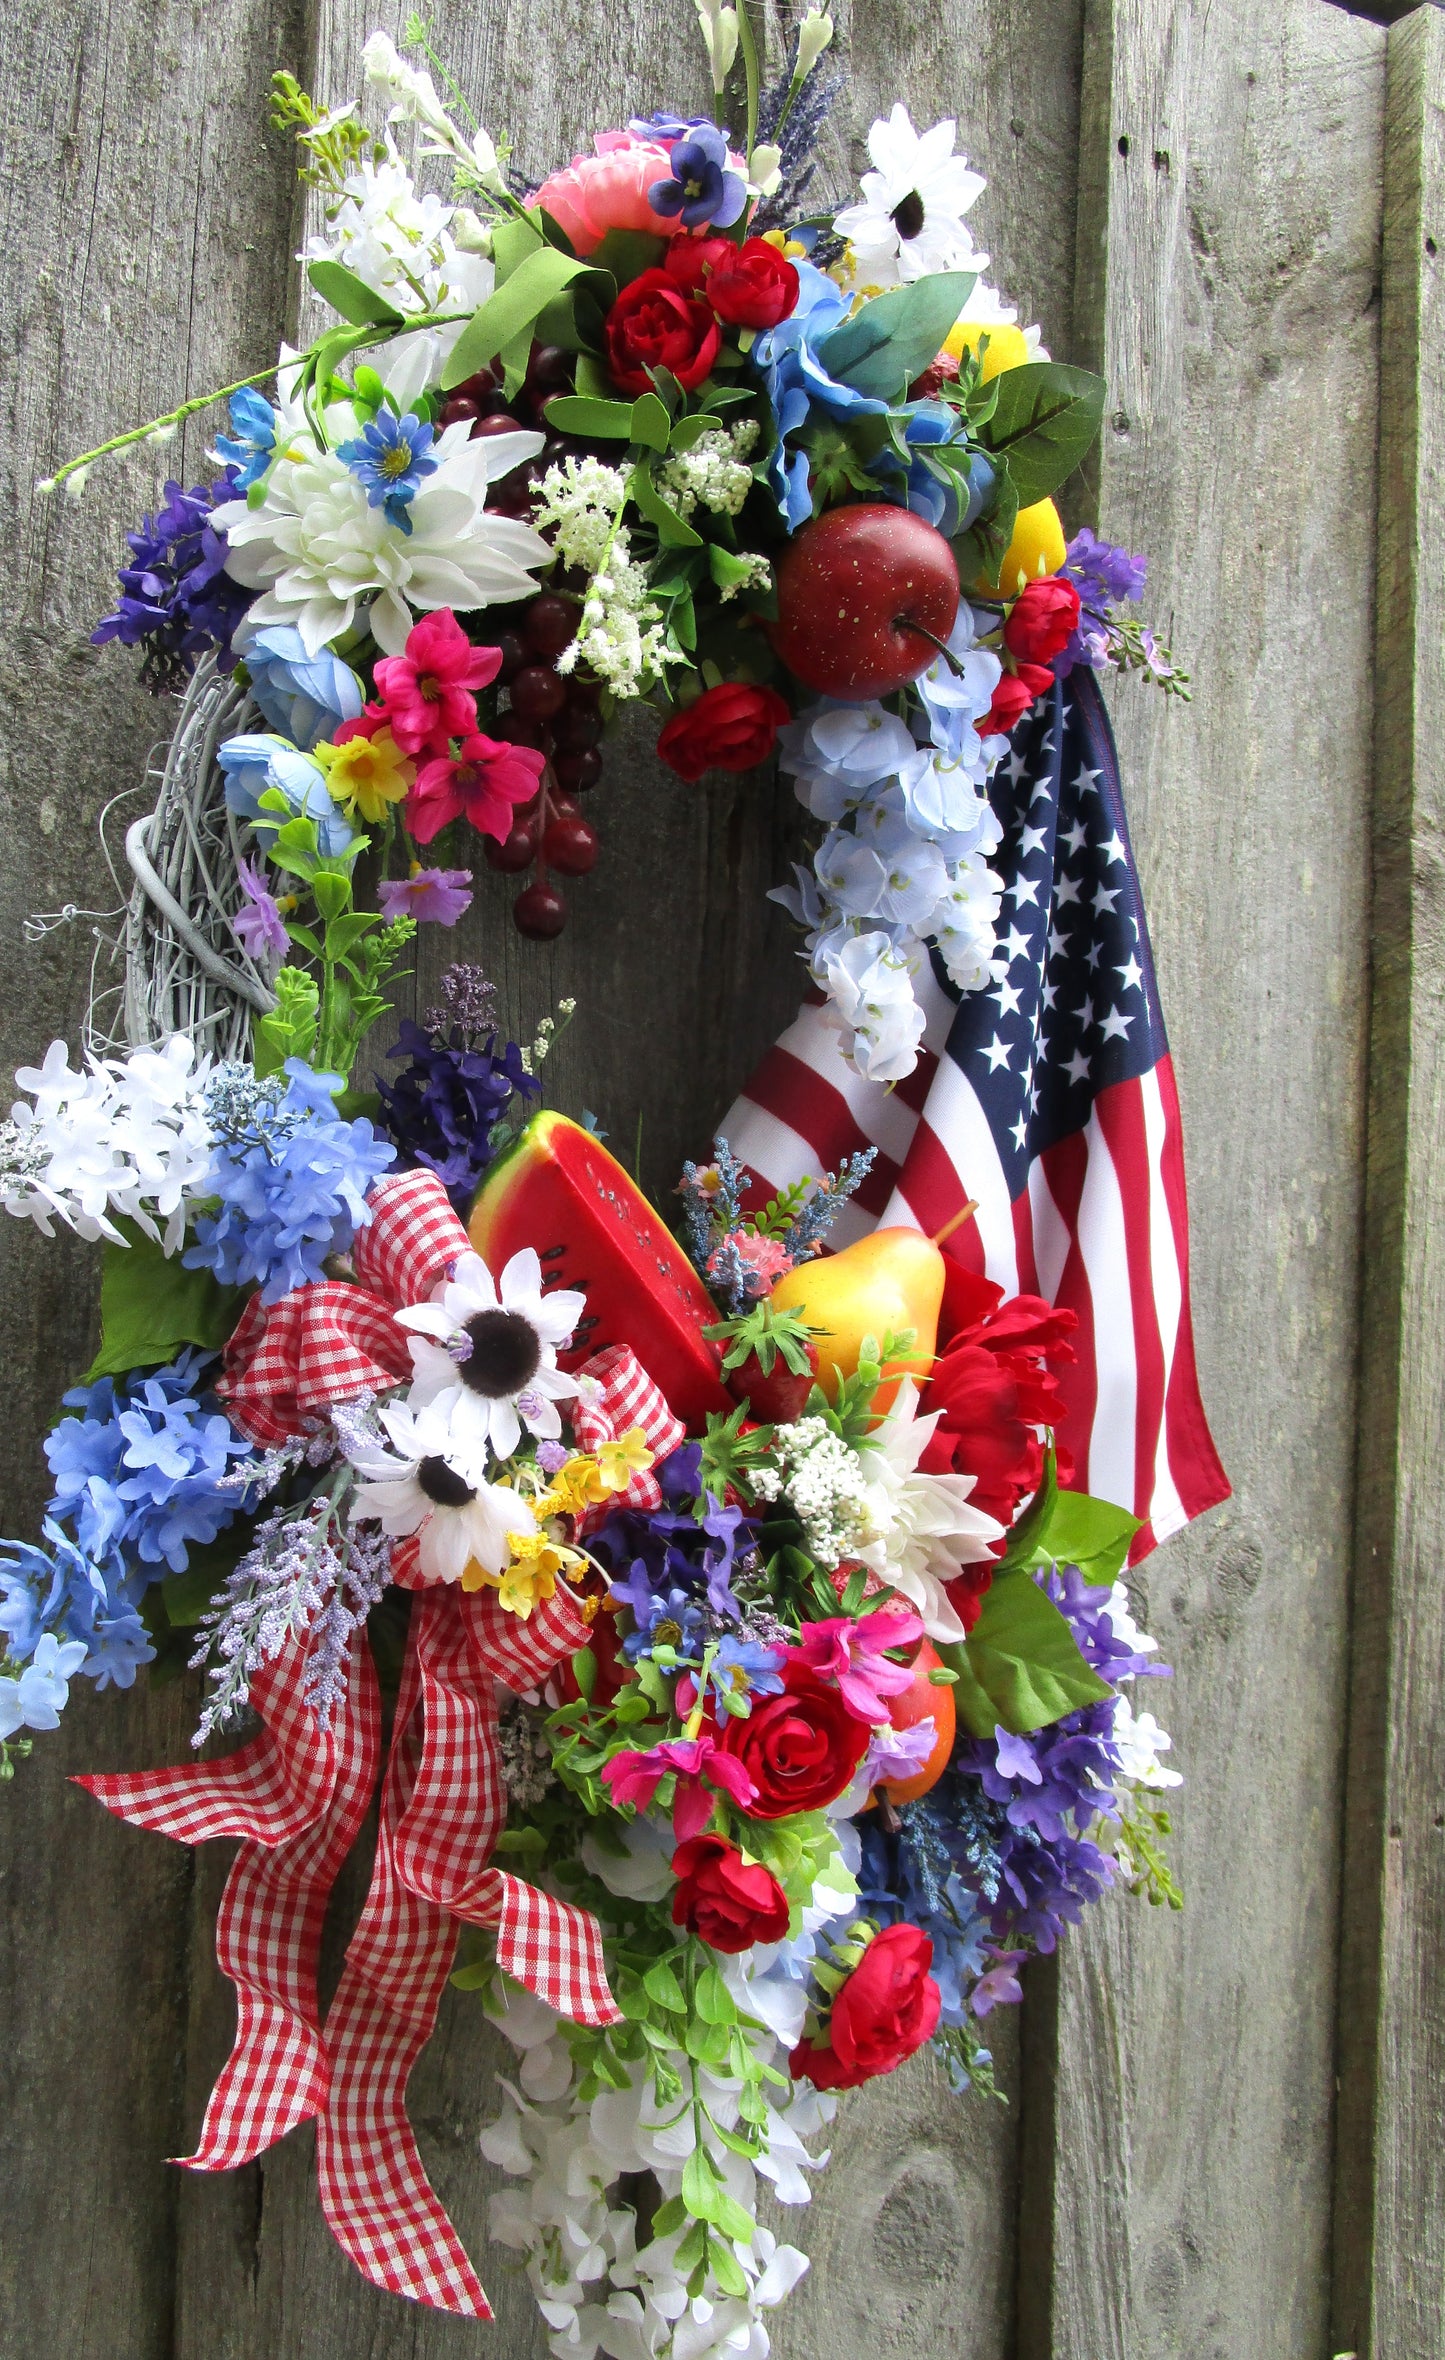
[
  {"x1": 1, "y1": 1035, "x2": 214, "y2": 1253},
  {"x1": 658, "y1": 420, "x2": 759, "y2": 518},
  {"x1": 1110, "y1": 1691, "x2": 1182, "y2": 1790},
  {"x1": 817, "y1": 931, "x2": 927, "y2": 1083},
  {"x1": 749, "y1": 1413, "x2": 874, "y2": 1567}
]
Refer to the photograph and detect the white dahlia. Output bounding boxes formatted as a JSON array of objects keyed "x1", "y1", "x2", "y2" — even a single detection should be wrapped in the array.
[
  {"x1": 855, "y1": 1380, "x2": 1005, "y2": 1641},
  {"x1": 397, "y1": 1247, "x2": 586, "y2": 1463},
  {"x1": 215, "y1": 414, "x2": 551, "y2": 657}
]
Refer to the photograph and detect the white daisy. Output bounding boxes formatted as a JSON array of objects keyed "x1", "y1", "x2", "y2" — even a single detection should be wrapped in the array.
[
  {"x1": 216, "y1": 414, "x2": 552, "y2": 658},
  {"x1": 397, "y1": 1247, "x2": 586, "y2": 1462},
  {"x1": 346, "y1": 1400, "x2": 536, "y2": 1584},
  {"x1": 954, "y1": 275, "x2": 1050, "y2": 361},
  {"x1": 854, "y1": 1379, "x2": 1004, "y2": 1641},
  {"x1": 834, "y1": 105, "x2": 987, "y2": 291}
]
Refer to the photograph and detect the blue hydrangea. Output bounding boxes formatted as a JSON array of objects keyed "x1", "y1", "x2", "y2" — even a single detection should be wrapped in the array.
[
  {"x1": 45, "y1": 1350, "x2": 255, "y2": 1573},
  {"x1": 184, "y1": 1059, "x2": 396, "y2": 1304},
  {"x1": 0, "y1": 1632, "x2": 90, "y2": 1736},
  {"x1": 750, "y1": 261, "x2": 887, "y2": 528},
  {"x1": 0, "y1": 1518, "x2": 154, "y2": 1694}
]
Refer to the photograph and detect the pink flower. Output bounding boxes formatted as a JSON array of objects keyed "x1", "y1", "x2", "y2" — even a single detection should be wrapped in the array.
[
  {"x1": 970, "y1": 1949, "x2": 1027, "y2": 2018},
  {"x1": 706, "y1": 1230, "x2": 790, "y2": 1292},
  {"x1": 793, "y1": 1609, "x2": 924, "y2": 1723},
  {"x1": 231, "y1": 857, "x2": 288, "y2": 961},
  {"x1": 529, "y1": 133, "x2": 683, "y2": 256},
  {"x1": 373, "y1": 610, "x2": 504, "y2": 757},
  {"x1": 376, "y1": 867, "x2": 474, "y2": 926},
  {"x1": 602, "y1": 1734, "x2": 758, "y2": 1841},
  {"x1": 405, "y1": 732, "x2": 545, "y2": 843}
]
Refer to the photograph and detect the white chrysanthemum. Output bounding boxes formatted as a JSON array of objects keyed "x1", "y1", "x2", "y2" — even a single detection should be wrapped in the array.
[
  {"x1": 855, "y1": 1379, "x2": 1005, "y2": 1640},
  {"x1": 397, "y1": 1247, "x2": 585, "y2": 1463},
  {"x1": 216, "y1": 413, "x2": 551, "y2": 657},
  {"x1": 834, "y1": 105, "x2": 987, "y2": 290},
  {"x1": 2, "y1": 1035, "x2": 213, "y2": 1252},
  {"x1": 344, "y1": 1400, "x2": 535, "y2": 1584}
]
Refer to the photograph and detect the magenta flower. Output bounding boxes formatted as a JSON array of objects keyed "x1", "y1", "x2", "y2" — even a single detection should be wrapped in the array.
[
  {"x1": 793, "y1": 1609, "x2": 924, "y2": 1722},
  {"x1": 231, "y1": 857, "x2": 288, "y2": 961},
  {"x1": 377, "y1": 867, "x2": 474, "y2": 926},
  {"x1": 602, "y1": 1734, "x2": 758, "y2": 1841}
]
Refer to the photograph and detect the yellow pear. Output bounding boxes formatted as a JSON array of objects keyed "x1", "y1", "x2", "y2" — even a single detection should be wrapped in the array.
[{"x1": 769, "y1": 1227, "x2": 947, "y2": 1417}]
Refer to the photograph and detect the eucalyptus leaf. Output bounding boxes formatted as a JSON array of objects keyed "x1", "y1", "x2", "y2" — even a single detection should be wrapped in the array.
[
  {"x1": 977, "y1": 361, "x2": 1107, "y2": 505},
  {"x1": 542, "y1": 394, "x2": 637, "y2": 440},
  {"x1": 630, "y1": 390, "x2": 673, "y2": 451},
  {"x1": 816, "y1": 271, "x2": 977, "y2": 402}
]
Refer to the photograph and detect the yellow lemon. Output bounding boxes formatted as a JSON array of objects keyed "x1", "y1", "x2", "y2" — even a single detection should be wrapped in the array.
[
  {"x1": 944, "y1": 317, "x2": 1032, "y2": 381},
  {"x1": 975, "y1": 496, "x2": 1068, "y2": 597}
]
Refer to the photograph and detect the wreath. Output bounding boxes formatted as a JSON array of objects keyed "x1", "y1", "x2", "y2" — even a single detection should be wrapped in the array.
[{"x1": 4, "y1": 11, "x2": 1223, "y2": 2353}]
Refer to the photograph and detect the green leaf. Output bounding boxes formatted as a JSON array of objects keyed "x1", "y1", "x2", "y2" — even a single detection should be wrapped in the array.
[
  {"x1": 707, "y1": 543, "x2": 762, "y2": 598},
  {"x1": 491, "y1": 213, "x2": 545, "y2": 280},
  {"x1": 588, "y1": 226, "x2": 667, "y2": 285},
  {"x1": 643, "y1": 1956, "x2": 687, "y2": 2013},
  {"x1": 629, "y1": 463, "x2": 703, "y2": 547},
  {"x1": 977, "y1": 362, "x2": 1106, "y2": 505},
  {"x1": 161, "y1": 1518, "x2": 255, "y2": 1628},
  {"x1": 945, "y1": 1570, "x2": 1113, "y2": 1737},
  {"x1": 709, "y1": 2235, "x2": 750, "y2": 2298},
  {"x1": 254, "y1": 967, "x2": 319, "y2": 1078},
  {"x1": 682, "y1": 2143, "x2": 723, "y2": 2224},
  {"x1": 311, "y1": 869, "x2": 352, "y2": 922},
  {"x1": 1027, "y1": 1488, "x2": 1141, "y2": 1584},
  {"x1": 671, "y1": 411, "x2": 729, "y2": 453},
  {"x1": 651, "y1": 2195, "x2": 687, "y2": 2239},
  {"x1": 306, "y1": 260, "x2": 404, "y2": 328},
  {"x1": 540, "y1": 394, "x2": 637, "y2": 440},
  {"x1": 815, "y1": 272, "x2": 977, "y2": 402},
  {"x1": 573, "y1": 351, "x2": 615, "y2": 400},
  {"x1": 442, "y1": 249, "x2": 617, "y2": 388},
  {"x1": 85, "y1": 1225, "x2": 244, "y2": 1382},
  {"x1": 630, "y1": 391, "x2": 673, "y2": 451},
  {"x1": 694, "y1": 1965, "x2": 737, "y2": 2026}
]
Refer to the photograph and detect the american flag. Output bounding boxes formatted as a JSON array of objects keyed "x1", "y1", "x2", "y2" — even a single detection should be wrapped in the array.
[{"x1": 723, "y1": 669, "x2": 1229, "y2": 1558}]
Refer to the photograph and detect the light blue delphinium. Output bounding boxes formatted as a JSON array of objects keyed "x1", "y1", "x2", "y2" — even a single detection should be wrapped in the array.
[
  {"x1": 242, "y1": 624, "x2": 365, "y2": 751},
  {"x1": 184, "y1": 1059, "x2": 395, "y2": 1304},
  {"x1": 217, "y1": 733, "x2": 359, "y2": 860},
  {"x1": 214, "y1": 386, "x2": 278, "y2": 492}
]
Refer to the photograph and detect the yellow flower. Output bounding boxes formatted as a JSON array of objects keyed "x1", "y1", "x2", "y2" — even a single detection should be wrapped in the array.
[
  {"x1": 482, "y1": 1526, "x2": 587, "y2": 1618},
  {"x1": 592, "y1": 1427, "x2": 654, "y2": 1496},
  {"x1": 313, "y1": 726, "x2": 416, "y2": 824},
  {"x1": 536, "y1": 1456, "x2": 602, "y2": 1518}
]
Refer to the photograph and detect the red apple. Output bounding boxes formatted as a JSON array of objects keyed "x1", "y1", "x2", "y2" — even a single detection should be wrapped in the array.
[{"x1": 769, "y1": 504, "x2": 960, "y2": 700}]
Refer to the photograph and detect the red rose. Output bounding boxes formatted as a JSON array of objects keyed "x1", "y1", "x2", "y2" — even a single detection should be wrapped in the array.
[
  {"x1": 712, "y1": 1656, "x2": 870, "y2": 1820},
  {"x1": 670, "y1": 1834, "x2": 790, "y2": 1953},
  {"x1": 604, "y1": 269, "x2": 721, "y2": 394},
  {"x1": 1003, "y1": 575, "x2": 1081, "y2": 665},
  {"x1": 981, "y1": 661, "x2": 1054, "y2": 736},
  {"x1": 663, "y1": 235, "x2": 734, "y2": 299},
  {"x1": 656, "y1": 682, "x2": 792, "y2": 782},
  {"x1": 789, "y1": 1924, "x2": 941, "y2": 2090},
  {"x1": 919, "y1": 1267, "x2": 1077, "y2": 1533},
  {"x1": 706, "y1": 238, "x2": 800, "y2": 329}
]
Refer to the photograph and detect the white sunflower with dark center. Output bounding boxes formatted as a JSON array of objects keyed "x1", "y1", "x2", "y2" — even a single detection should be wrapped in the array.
[
  {"x1": 346, "y1": 1400, "x2": 537, "y2": 1583},
  {"x1": 397, "y1": 1246, "x2": 586, "y2": 1462},
  {"x1": 833, "y1": 104, "x2": 987, "y2": 290}
]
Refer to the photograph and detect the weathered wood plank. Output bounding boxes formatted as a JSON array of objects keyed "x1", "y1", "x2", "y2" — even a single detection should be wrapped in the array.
[
  {"x1": 1332, "y1": 12, "x2": 1445, "y2": 2354},
  {"x1": 0, "y1": 0, "x2": 299, "y2": 2352},
  {"x1": 1025, "y1": 2, "x2": 1386, "y2": 2353}
]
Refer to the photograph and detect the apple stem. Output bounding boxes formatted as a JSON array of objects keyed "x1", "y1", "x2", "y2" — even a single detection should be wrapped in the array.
[{"x1": 895, "y1": 616, "x2": 967, "y2": 676}]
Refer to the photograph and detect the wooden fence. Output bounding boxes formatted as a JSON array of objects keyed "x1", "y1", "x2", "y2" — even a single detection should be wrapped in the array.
[{"x1": 0, "y1": 0, "x2": 1440, "y2": 2351}]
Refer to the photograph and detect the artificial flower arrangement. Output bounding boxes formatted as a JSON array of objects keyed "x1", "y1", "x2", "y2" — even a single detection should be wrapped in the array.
[{"x1": 3, "y1": 10, "x2": 1191, "y2": 2355}]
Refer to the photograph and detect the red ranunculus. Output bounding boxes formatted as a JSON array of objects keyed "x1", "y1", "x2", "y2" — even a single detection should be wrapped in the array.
[
  {"x1": 705, "y1": 237, "x2": 800, "y2": 329},
  {"x1": 920, "y1": 1264, "x2": 1077, "y2": 1548},
  {"x1": 789, "y1": 1924, "x2": 941, "y2": 2090},
  {"x1": 1002, "y1": 575, "x2": 1082, "y2": 665},
  {"x1": 981, "y1": 661, "x2": 1054, "y2": 736},
  {"x1": 670, "y1": 1833, "x2": 790, "y2": 1953},
  {"x1": 656, "y1": 682, "x2": 792, "y2": 782},
  {"x1": 663, "y1": 235, "x2": 734, "y2": 299},
  {"x1": 712, "y1": 1655, "x2": 870, "y2": 1821},
  {"x1": 604, "y1": 269, "x2": 721, "y2": 394}
]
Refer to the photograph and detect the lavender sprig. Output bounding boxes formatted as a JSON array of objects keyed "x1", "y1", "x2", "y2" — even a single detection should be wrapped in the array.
[
  {"x1": 304, "y1": 1521, "x2": 391, "y2": 1722},
  {"x1": 783, "y1": 1147, "x2": 876, "y2": 1259}
]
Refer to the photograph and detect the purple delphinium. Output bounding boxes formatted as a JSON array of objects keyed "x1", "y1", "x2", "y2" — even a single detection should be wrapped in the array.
[
  {"x1": 1055, "y1": 527, "x2": 1149, "y2": 678},
  {"x1": 374, "y1": 1015, "x2": 535, "y2": 1213},
  {"x1": 92, "y1": 471, "x2": 253, "y2": 693},
  {"x1": 589, "y1": 1484, "x2": 758, "y2": 1633}
]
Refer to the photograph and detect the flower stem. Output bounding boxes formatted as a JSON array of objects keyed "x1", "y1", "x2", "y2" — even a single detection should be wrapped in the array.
[{"x1": 736, "y1": 0, "x2": 761, "y2": 165}]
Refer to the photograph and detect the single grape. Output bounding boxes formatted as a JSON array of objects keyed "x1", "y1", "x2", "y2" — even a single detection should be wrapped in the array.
[
  {"x1": 492, "y1": 629, "x2": 527, "y2": 685},
  {"x1": 510, "y1": 663, "x2": 567, "y2": 723},
  {"x1": 524, "y1": 594, "x2": 579, "y2": 659},
  {"x1": 514, "y1": 880, "x2": 567, "y2": 939},
  {"x1": 544, "y1": 816, "x2": 599, "y2": 876},
  {"x1": 553, "y1": 746, "x2": 602, "y2": 794},
  {"x1": 553, "y1": 700, "x2": 601, "y2": 751},
  {"x1": 484, "y1": 815, "x2": 541, "y2": 873}
]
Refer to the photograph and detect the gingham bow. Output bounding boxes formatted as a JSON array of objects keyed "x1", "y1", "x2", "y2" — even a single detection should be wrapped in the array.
[
  {"x1": 77, "y1": 1170, "x2": 624, "y2": 2318},
  {"x1": 572, "y1": 1339, "x2": 687, "y2": 1523}
]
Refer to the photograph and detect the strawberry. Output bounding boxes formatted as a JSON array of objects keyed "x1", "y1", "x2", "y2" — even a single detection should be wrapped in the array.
[{"x1": 705, "y1": 1301, "x2": 823, "y2": 1425}]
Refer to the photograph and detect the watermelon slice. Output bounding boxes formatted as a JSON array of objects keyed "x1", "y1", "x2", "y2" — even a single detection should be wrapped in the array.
[{"x1": 467, "y1": 1110, "x2": 730, "y2": 1428}]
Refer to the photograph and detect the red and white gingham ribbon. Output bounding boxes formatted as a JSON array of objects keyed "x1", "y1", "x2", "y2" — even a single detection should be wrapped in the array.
[
  {"x1": 79, "y1": 1175, "x2": 625, "y2": 2317},
  {"x1": 572, "y1": 1340, "x2": 686, "y2": 1522},
  {"x1": 216, "y1": 1168, "x2": 469, "y2": 1445}
]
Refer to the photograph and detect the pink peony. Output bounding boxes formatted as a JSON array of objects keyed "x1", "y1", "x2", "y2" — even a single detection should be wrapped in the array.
[{"x1": 530, "y1": 132, "x2": 683, "y2": 256}]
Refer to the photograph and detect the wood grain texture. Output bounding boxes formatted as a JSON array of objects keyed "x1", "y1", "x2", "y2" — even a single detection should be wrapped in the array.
[
  {"x1": 0, "y1": 0, "x2": 300, "y2": 2352},
  {"x1": 1030, "y1": 3, "x2": 1387, "y2": 2355},
  {"x1": 1333, "y1": 12, "x2": 1445, "y2": 2355}
]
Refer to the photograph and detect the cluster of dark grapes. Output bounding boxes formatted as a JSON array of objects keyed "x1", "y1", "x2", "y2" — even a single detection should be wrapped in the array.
[{"x1": 440, "y1": 348, "x2": 602, "y2": 941}]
